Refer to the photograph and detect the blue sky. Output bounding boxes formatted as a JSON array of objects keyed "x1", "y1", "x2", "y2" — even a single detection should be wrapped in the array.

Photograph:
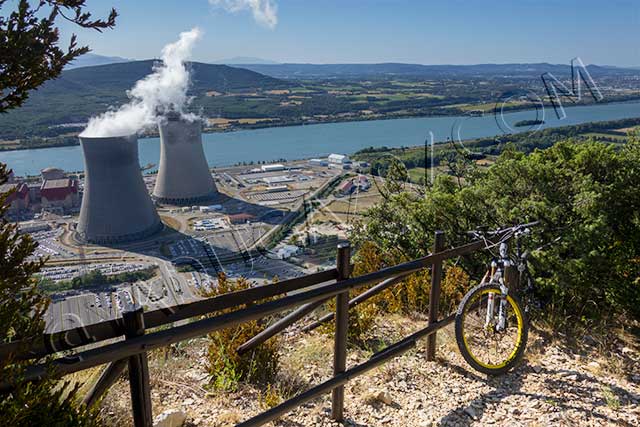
[{"x1": 59, "y1": 0, "x2": 639, "y2": 66}]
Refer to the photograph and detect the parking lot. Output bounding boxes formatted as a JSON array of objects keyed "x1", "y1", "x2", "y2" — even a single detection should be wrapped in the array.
[
  {"x1": 30, "y1": 228, "x2": 75, "y2": 259},
  {"x1": 40, "y1": 262, "x2": 148, "y2": 282}
]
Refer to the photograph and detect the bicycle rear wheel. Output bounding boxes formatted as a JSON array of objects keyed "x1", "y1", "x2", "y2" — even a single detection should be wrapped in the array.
[{"x1": 455, "y1": 283, "x2": 528, "y2": 375}]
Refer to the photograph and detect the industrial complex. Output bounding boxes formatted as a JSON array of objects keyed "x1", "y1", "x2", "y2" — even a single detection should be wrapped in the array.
[{"x1": 4, "y1": 135, "x2": 376, "y2": 333}]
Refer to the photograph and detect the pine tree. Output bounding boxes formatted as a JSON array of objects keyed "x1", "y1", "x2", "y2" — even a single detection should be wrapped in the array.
[{"x1": 0, "y1": 1, "x2": 116, "y2": 424}]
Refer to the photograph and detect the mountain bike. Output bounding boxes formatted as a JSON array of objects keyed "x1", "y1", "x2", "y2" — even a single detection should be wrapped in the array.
[{"x1": 454, "y1": 222, "x2": 540, "y2": 375}]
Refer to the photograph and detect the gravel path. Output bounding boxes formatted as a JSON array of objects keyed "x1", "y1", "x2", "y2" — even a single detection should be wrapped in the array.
[{"x1": 100, "y1": 314, "x2": 640, "y2": 427}]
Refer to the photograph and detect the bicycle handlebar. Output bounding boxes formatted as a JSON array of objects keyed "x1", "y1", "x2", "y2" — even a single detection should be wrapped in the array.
[{"x1": 467, "y1": 220, "x2": 540, "y2": 240}]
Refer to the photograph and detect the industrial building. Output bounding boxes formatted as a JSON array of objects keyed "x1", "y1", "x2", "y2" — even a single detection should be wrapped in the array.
[
  {"x1": 263, "y1": 175, "x2": 295, "y2": 186},
  {"x1": 41, "y1": 167, "x2": 65, "y2": 181},
  {"x1": 17, "y1": 220, "x2": 50, "y2": 234},
  {"x1": 337, "y1": 179, "x2": 356, "y2": 195},
  {"x1": 199, "y1": 204, "x2": 222, "y2": 213},
  {"x1": 27, "y1": 184, "x2": 41, "y2": 212},
  {"x1": 328, "y1": 153, "x2": 351, "y2": 165},
  {"x1": 357, "y1": 175, "x2": 371, "y2": 190},
  {"x1": 228, "y1": 213, "x2": 256, "y2": 224},
  {"x1": 77, "y1": 135, "x2": 162, "y2": 244},
  {"x1": 261, "y1": 164, "x2": 285, "y2": 172},
  {"x1": 40, "y1": 178, "x2": 79, "y2": 213},
  {"x1": 153, "y1": 113, "x2": 217, "y2": 205},
  {"x1": 275, "y1": 244, "x2": 300, "y2": 259},
  {"x1": 0, "y1": 183, "x2": 29, "y2": 214},
  {"x1": 308, "y1": 158, "x2": 328, "y2": 167}
]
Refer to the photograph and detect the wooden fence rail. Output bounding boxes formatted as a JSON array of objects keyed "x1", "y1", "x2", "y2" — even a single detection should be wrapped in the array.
[{"x1": 0, "y1": 230, "x2": 507, "y2": 426}]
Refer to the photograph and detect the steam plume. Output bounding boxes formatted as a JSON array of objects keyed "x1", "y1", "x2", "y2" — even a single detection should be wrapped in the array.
[
  {"x1": 81, "y1": 28, "x2": 202, "y2": 138},
  {"x1": 209, "y1": 0, "x2": 277, "y2": 29}
]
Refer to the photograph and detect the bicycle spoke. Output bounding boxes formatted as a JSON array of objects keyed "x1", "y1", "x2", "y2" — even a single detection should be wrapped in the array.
[{"x1": 461, "y1": 289, "x2": 523, "y2": 370}]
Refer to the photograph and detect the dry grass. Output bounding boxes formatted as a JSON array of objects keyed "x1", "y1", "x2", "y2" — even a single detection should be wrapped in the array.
[
  {"x1": 160, "y1": 215, "x2": 181, "y2": 231},
  {"x1": 96, "y1": 309, "x2": 640, "y2": 427},
  {"x1": 217, "y1": 410, "x2": 242, "y2": 426}
]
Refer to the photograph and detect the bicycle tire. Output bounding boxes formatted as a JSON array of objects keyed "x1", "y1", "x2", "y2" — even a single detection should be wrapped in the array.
[{"x1": 455, "y1": 282, "x2": 529, "y2": 375}]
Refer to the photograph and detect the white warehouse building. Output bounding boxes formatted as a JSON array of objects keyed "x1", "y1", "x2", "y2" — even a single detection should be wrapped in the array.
[
  {"x1": 309, "y1": 158, "x2": 328, "y2": 167},
  {"x1": 328, "y1": 153, "x2": 351, "y2": 164},
  {"x1": 276, "y1": 244, "x2": 300, "y2": 259},
  {"x1": 261, "y1": 164, "x2": 286, "y2": 172}
]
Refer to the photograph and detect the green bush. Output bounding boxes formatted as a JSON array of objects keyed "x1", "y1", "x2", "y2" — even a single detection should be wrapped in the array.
[
  {"x1": 203, "y1": 275, "x2": 279, "y2": 391},
  {"x1": 351, "y1": 138, "x2": 640, "y2": 322}
]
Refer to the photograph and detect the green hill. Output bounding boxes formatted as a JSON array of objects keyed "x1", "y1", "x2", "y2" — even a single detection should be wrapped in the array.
[{"x1": 0, "y1": 60, "x2": 290, "y2": 140}]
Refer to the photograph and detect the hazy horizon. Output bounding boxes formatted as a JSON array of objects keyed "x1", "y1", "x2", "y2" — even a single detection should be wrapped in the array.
[
  {"x1": 78, "y1": 53, "x2": 640, "y2": 69},
  {"x1": 58, "y1": 0, "x2": 639, "y2": 67}
]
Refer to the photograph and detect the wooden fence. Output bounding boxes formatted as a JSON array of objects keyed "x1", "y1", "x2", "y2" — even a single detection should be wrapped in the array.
[{"x1": 0, "y1": 231, "x2": 507, "y2": 427}]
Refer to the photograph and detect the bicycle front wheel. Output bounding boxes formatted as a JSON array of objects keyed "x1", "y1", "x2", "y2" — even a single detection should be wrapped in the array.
[{"x1": 455, "y1": 283, "x2": 528, "y2": 375}]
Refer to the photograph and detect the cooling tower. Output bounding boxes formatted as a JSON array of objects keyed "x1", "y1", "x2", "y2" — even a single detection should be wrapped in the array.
[
  {"x1": 77, "y1": 135, "x2": 162, "y2": 244},
  {"x1": 153, "y1": 114, "x2": 217, "y2": 205}
]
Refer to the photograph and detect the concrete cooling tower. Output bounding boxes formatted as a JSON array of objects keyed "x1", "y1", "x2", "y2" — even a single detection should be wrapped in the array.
[
  {"x1": 77, "y1": 135, "x2": 162, "y2": 244},
  {"x1": 153, "y1": 114, "x2": 217, "y2": 205}
]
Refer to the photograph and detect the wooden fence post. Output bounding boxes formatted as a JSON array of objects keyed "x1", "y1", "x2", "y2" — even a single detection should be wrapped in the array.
[
  {"x1": 123, "y1": 307, "x2": 153, "y2": 427},
  {"x1": 426, "y1": 231, "x2": 445, "y2": 361},
  {"x1": 332, "y1": 242, "x2": 351, "y2": 421}
]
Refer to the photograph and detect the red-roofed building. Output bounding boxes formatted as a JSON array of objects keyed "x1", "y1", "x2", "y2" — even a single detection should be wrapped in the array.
[
  {"x1": 227, "y1": 213, "x2": 256, "y2": 224},
  {"x1": 40, "y1": 178, "x2": 79, "y2": 212},
  {"x1": 337, "y1": 179, "x2": 355, "y2": 195},
  {"x1": 0, "y1": 183, "x2": 30, "y2": 213}
]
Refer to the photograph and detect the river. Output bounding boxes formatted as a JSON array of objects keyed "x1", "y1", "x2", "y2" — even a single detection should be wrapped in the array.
[{"x1": 2, "y1": 101, "x2": 639, "y2": 176}]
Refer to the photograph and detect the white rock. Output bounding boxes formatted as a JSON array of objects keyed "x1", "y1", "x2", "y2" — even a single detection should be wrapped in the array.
[
  {"x1": 154, "y1": 409, "x2": 187, "y2": 427},
  {"x1": 587, "y1": 361, "x2": 600, "y2": 370},
  {"x1": 376, "y1": 391, "x2": 393, "y2": 405}
]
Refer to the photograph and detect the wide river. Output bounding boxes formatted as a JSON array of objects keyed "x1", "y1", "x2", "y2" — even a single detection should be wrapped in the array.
[{"x1": 2, "y1": 101, "x2": 639, "y2": 176}]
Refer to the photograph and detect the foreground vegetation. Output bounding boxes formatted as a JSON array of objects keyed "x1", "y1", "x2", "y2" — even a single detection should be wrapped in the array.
[
  {"x1": 202, "y1": 137, "x2": 639, "y2": 408},
  {"x1": 202, "y1": 275, "x2": 279, "y2": 391},
  {"x1": 1, "y1": 0, "x2": 117, "y2": 424},
  {"x1": 351, "y1": 138, "x2": 640, "y2": 324}
]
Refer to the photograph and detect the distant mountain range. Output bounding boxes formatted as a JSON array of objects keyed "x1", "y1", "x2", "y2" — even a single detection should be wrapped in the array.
[
  {"x1": 66, "y1": 53, "x2": 130, "y2": 69},
  {"x1": 236, "y1": 62, "x2": 640, "y2": 79},
  {"x1": 49, "y1": 60, "x2": 287, "y2": 95},
  {"x1": 67, "y1": 54, "x2": 640, "y2": 80},
  {"x1": 211, "y1": 56, "x2": 280, "y2": 65}
]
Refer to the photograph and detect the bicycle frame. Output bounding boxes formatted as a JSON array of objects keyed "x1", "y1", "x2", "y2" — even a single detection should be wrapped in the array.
[
  {"x1": 481, "y1": 242, "x2": 512, "y2": 332},
  {"x1": 480, "y1": 230, "x2": 536, "y2": 330}
]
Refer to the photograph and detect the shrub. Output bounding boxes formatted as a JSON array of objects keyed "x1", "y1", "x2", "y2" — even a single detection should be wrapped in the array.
[
  {"x1": 351, "y1": 138, "x2": 640, "y2": 323},
  {"x1": 320, "y1": 241, "x2": 435, "y2": 343},
  {"x1": 203, "y1": 275, "x2": 279, "y2": 391},
  {"x1": 440, "y1": 265, "x2": 471, "y2": 315}
]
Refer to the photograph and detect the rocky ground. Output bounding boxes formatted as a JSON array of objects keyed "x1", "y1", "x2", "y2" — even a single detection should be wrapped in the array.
[{"x1": 98, "y1": 313, "x2": 640, "y2": 426}]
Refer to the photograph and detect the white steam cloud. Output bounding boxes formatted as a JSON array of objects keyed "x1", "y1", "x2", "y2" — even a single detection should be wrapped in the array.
[
  {"x1": 81, "y1": 28, "x2": 203, "y2": 138},
  {"x1": 209, "y1": 0, "x2": 278, "y2": 29}
]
